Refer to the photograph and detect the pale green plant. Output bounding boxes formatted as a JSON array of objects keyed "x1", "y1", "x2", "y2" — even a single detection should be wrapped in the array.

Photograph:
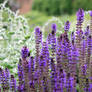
[{"x1": 0, "y1": 1, "x2": 35, "y2": 71}]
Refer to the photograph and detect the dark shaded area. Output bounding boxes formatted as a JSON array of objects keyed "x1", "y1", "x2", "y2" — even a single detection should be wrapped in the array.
[{"x1": 0, "y1": 0, "x2": 9, "y2": 7}]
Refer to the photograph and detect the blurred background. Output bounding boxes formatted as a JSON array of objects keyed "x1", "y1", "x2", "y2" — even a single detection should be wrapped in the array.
[
  {"x1": 0, "y1": 0, "x2": 91, "y2": 27},
  {"x1": 0, "y1": 0, "x2": 92, "y2": 15}
]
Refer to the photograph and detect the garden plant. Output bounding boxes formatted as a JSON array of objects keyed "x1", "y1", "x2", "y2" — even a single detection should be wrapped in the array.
[{"x1": 0, "y1": 1, "x2": 92, "y2": 92}]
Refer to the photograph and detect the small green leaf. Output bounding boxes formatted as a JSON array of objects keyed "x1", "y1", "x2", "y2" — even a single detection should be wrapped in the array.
[
  {"x1": 25, "y1": 35, "x2": 30, "y2": 40},
  {"x1": 8, "y1": 32, "x2": 15, "y2": 35},
  {"x1": 0, "y1": 57, "x2": 5, "y2": 60}
]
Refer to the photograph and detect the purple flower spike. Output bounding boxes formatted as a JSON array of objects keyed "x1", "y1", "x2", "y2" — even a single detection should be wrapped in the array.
[
  {"x1": 17, "y1": 58, "x2": 25, "y2": 91},
  {"x1": 81, "y1": 64, "x2": 87, "y2": 75},
  {"x1": 0, "y1": 68, "x2": 7, "y2": 90},
  {"x1": 35, "y1": 27, "x2": 42, "y2": 43},
  {"x1": 90, "y1": 11, "x2": 92, "y2": 16},
  {"x1": 47, "y1": 33, "x2": 52, "y2": 45},
  {"x1": 85, "y1": 26, "x2": 90, "y2": 36},
  {"x1": 89, "y1": 83, "x2": 92, "y2": 91},
  {"x1": 29, "y1": 56, "x2": 35, "y2": 82},
  {"x1": 51, "y1": 23, "x2": 57, "y2": 32},
  {"x1": 10, "y1": 75, "x2": 16, "y2": 92},
  {"x1": 64, "y1": 21, "x2": 70, "y2": 31},
  {"x1": 35, "y1": 27, "x2": 40, "y2": 33},
  {"x1": 21, "y1": 46, "x2": 29, "y2": 59},
  {"x1": 76, "y1": 8, "x2": 84, "y2": 23},
  {"x1": 5, "y1": 68, "x2": 10, "y2": 90},
  {"x1": 29, "y1": 80, "x2": 35, "y2": 90}
]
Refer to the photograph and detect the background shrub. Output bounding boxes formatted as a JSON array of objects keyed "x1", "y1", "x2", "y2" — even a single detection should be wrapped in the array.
[{"x1": 33, "y1": 0, "x2": 92, "y2": 15}]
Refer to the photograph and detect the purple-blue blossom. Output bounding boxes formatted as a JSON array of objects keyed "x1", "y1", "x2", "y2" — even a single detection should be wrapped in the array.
[
  {"x1": 64, "y1": 21, "x2": 70, "y2": 31},
  {"x1": 21, "y1": 46, "x2": 29, "y2": 59}
]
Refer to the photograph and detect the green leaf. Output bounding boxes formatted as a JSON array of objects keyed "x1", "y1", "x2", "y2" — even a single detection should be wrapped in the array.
[
  {"x1": 25, "y1": 35, "x2": 30, "y2": 40},
  {"x1": 8, "y1": 32, "x2": 15, "y2": 35},
  {"x1": 0, "y1": 57, "x2": 5, "y2": 60}
]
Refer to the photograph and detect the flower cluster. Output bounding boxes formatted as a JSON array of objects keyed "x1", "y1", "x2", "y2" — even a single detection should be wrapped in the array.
[{"x1": 0, "y1": 8, "x2": 92, "y2": 92}]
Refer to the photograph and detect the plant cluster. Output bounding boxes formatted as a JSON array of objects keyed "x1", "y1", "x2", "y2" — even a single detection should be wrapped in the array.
[
  {"x1": 0, "y1": 1, "x2": 33, "y2": 71},
  {"x1": 0, "y1": 9, "x2": 92, "y2": 92}
]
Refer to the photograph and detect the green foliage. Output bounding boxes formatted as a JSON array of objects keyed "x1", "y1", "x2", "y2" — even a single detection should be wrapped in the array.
[
  {"x1": 0, "y1": 0, "x2": 3, "y2": 3},
  {"x1": 24, "y1": 10, "x2": 52, "y2": 26},
  {"x1": 72, "y1": 0, "x2": 92, "y2": 12},
  {"x1": 32, "y1": 0, "x2": 73, "y2": 15},
  {"x1": 33, "y1": 0, "x2": 92, "y2": 15}
]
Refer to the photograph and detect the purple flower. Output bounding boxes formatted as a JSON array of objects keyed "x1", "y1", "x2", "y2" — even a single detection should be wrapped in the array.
[
  {"x1": 21, "y1": 46, "x2": 29, "y2": 59},
  {"x1": 65, "y1": 38, "x2": 72, "y2": 62},
  {"x1": 55, "y1": 76, "x2": 62, "y2": 92},
  {"x1": 84, "y1": 78, "x2": 90, "y2": 92},
  {"x1": 51, "y1": 23, "x2": 57, "y2": 32},
  {"x1": 76, "y1": 30, "x2": 83, "y2": 35},
  {"x1": 35, "y1": 27, "x2": 42, "y2": 43},
  {"x1": 51, "y1": 29, "x2": 57, "y2": 60},
  {"x1": 76, "y1": 30, "x2": 83, "y2": 42},
  {"x1": 18, "y1": 59, "x2": 24, "y2": 79},
  {"x1": 56, "y1": 37, "x2": 63, "y2": 70},
  {"x1": 29, "y1": 80, "x2": 35, "y2": 89},
  {"x1": 89, "y1": 11, "x2": 92, "y2": 16},
  {"x1": 10, "y1": 75, "x2": 16, "y2": 92},
  {"x1": 5, "y1": 68, "x2": 10, "y2": 90},
  {"x1": 47, "y1": 33, "x2": 52, "y2": 45},
  {"x1": 85, "y1": 26, "x2": 90, "y2": 36},
  {"x1": 50, "y1": 58, "x2": 57, "y2": 91},
  {"x1": 86, "y1": 35, "x2": 92, "y2": 66},
  {"x1": 17, "y1": 58, "x2": 25, "y2": 91},
  {"x1": 81, "y1": 64, "x2": 87, "y2": 76},
  {"x1": 34, "y1": 69, "x2": 39, "y2": 85},
  {"x1": 34, "y1": 27, "x2": 42, "y2": 71},
  {"x1": 35, "y1": 27, "x2": 40, "y2": 33},
  {"x1": 42, "y1": 76, "x2": 48, "y2": 92},
  {"x1": 71, "y1": 32, "x2": 75, "y2": 43},
  {"x1": 64, "y1": 21, "x2": 70, "y2": 31},
  {"x1": 89, "y1": 83, "x2": 92, "y2": 91},
  {"x1": 39, "y1": 56, "x2": 46, "y2": 74},
  {"x1": 59, "y1": 69, "x2": 66, "y2": 88},
  {"x1": 76, "y1": 8, "x2": 84, "y2": 23},
  {"x1": 29, "y1": 56, "x2": 35, "y2": 82},
  {"x1": 17, "y1": 84, "x2": 25, "y2": 92},
  {"x1": 66, "y1": 73, "x2": 75, "y2": 92},
  {"x1": 71, "y1": 43, "x2": 78, "y2": 62},
  {"x1": 0, "y1": 68, "x2": 8, "y2": 90},
  {"x1": 40, "y1": 42, "x2": 49, "y2": 66}
]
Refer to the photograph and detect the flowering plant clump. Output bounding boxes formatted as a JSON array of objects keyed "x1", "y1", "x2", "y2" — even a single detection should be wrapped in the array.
[
  {"x1": 0, "y1": 8, "x2": 92, "y2": 92},
  {"x1": 0, "y1": 1, "x2": 35, "y2": 75}
]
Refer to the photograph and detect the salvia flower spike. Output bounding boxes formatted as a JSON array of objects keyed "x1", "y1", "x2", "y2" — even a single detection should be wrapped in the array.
[
  {"x1": 35, "y1": 27, "x2": 42, "y2": 71},
  {"x1": 21, "y1": 46, "x2": 29, "y2": 59},
  {"x1": 76, "y1": 8, "x2": 84, "y2": 25},
  {"x1": 64, "y1": 21, "x2": 70, "y2": 32},
  {"x1": 51, "y1": 23, "x2": 57, "y2": 32},
  {"x1": 85, "y1": 26, "x2": 90, "y2": 36},
  {"x1": 0, "y1": 9, "x2": 92, "y2": 92},
  {"x1": 90, "y1": 11, "x2": 92, "y2": 35},
  {"x1": 17, "y1": 58, "x2": 25, "y2": 91},
  {"x1": 10, "y1": 75, "x2": 16, "y2": 92},
  {"x1": 90, "y1": 11, "x2": 92, "y2": 17}
]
